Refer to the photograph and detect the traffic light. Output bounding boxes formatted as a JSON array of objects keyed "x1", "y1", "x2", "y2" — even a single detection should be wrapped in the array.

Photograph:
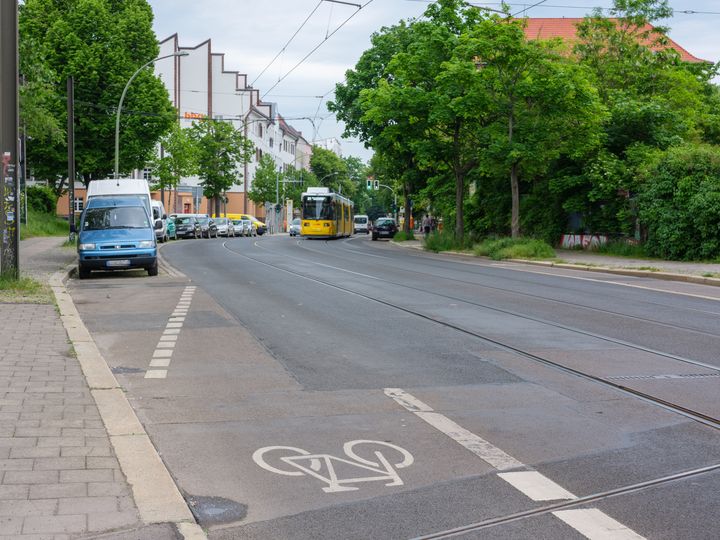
[
  {"x1": 373, "y1": 180, "x2": 379, "y2": 190},
  {"x1": 366, "y1": 179, "x2": 372, "y2": 190},
  {"x1": 275, "y1": 203, "x2": 282, "y2": 213}
]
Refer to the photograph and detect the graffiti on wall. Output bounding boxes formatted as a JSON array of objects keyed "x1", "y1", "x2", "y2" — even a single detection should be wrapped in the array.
[{"x1": 560, "y1": 234, "x2": 608, "y2": 250}]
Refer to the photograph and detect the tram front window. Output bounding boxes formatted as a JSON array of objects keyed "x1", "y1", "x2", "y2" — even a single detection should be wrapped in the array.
[{"x1": 302, "y1": 196, "x2": 335, "y2": 220}]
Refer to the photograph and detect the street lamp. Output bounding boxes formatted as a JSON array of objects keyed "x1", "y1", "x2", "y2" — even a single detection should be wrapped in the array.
[{"x1": 114, "y1": 50, "x2": 189, "y2": 180}]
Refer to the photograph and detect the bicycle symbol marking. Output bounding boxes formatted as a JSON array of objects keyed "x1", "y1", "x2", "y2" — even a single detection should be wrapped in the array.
[{"x1": 252, "y1": 440, "x2": 414, "y2": 493}]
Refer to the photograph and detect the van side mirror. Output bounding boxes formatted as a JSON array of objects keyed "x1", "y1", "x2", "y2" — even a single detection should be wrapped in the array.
[{"x1": 154, "y1": 219, "x2": 163, "y2": 230}]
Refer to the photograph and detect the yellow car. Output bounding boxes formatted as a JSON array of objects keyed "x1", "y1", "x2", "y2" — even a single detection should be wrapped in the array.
[{"x1": 225, "y1": 214, "x2": 266, "y2": 235}]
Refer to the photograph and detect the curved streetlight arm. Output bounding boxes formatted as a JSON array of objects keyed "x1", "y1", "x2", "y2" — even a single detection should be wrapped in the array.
[{"x1": 114, "y1": 51, "x2": 188, "y2": 180}]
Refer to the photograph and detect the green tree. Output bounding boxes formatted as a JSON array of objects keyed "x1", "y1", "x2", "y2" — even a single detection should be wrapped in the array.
[
  {"x1": 153, "y1": 125, "x2": 198, "y2": 211},
  {"x1": 248, "y1": 154, "x2": 281, "y2": 206},
  {"x1": 310, "y1": 146, "x2": 350, "y2": 194},
  {"x1": 190, "y1": 119, "x2": 253, "y2": 216},
  {"x1": 19, "y1": 0, "x2": 176, "y2": 190}
]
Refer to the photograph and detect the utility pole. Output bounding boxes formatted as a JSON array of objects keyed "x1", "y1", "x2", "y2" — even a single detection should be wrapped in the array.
[
  {"x1": 0, "y1": 1, "x2": 20, "y2": 277},
  {"x1": 67, "y1": 77, "x2": 76, "y2": 241}
]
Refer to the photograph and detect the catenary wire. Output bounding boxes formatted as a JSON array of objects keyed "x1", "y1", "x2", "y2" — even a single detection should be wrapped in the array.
[{"x1": 261, "y1": 0, "x2": 373, "y2": 99}]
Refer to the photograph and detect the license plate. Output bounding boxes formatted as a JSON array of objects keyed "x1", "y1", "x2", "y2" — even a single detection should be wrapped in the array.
[{"x1": 106, "y1": 260, "x2": 130, "y2": 268}]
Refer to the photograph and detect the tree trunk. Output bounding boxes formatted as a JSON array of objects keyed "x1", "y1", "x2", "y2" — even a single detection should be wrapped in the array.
[
  {"x1": 403, "y1": 181, "x2": 411, "y2": 233},
  {"x1": 510, "y1": 162, "x2": 520, "y2": 238},
  {"x1": 455, "y1": 170, "x2": 464, "y2": 239}
]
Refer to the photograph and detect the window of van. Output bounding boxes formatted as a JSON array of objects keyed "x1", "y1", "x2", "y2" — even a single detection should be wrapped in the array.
[{"x1": 354, "y1": 216, "x2": 367, "y2": 224}]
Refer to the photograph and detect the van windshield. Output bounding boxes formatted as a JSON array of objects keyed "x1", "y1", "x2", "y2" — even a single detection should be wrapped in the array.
[
  {"x1": 83, "y1": 206, "x2": 150, "y2": 231},
  {"x1": 354, "y1": 216, "x2": 367, "y2": 224}
]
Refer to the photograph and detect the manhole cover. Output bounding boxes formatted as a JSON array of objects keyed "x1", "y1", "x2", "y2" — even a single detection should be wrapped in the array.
[{"x1": 185, "y1": 494, "x2": 247, "y2": 526}]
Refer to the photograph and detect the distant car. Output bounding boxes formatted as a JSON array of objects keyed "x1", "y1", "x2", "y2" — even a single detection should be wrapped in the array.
[
  {"x1": 353, "y1": 214, "x2": 369, "y2": 234},
  {"x1": 214, "y1": 217, "x2": 236, "y2": 237},
  {"x1": 240, "y1": 218, "x2": 255, "y2": 237},
  {"x1": 372, "y1": 217, "x2": 398, "y2": 241},
  {"x1": 289, "y1": 217, "x2": 301, "y2": 236},
  {"x1": 166, "y1": 217, "x2": 177, "y2": 240},
  {"x1": 174, "y1": 216, "x2": 201, "y2": 239},
  {"x1": 235, "y1": 214, "x2": 266, "y2": 235},
  {"x1": 198, "y1": 217, "x2": 218, "y2": 238}
]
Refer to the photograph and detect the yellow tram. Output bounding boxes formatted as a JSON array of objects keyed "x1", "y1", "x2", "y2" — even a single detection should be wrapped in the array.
[{"x1": 300, "y1": 187, "x2": 354, "y2": 238}]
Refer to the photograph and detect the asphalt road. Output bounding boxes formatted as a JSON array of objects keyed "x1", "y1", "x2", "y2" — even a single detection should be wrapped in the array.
[{"x1": 68, "y1": 234, "x2": 720, "y2": 539}]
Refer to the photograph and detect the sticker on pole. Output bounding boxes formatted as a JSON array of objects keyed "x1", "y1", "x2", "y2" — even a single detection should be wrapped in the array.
[{"x1": 252, "y1": 440, "x2": 414, "y2": 493}]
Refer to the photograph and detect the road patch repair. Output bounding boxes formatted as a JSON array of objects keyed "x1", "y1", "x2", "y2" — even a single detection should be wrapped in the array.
[{"x1": 50, "y1": 267, "x2": 206, "y2": 539}]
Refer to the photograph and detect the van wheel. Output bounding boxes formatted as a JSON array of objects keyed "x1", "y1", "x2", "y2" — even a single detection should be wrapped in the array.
[
  {"x1": 78, "y1": 265, "x2": 91, "y2": 279},
  {"x1": 147, "y1": 262, "x2": 159, "y2": 276}
]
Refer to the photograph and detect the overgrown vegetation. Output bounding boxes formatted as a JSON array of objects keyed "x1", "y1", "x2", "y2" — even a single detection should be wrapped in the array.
[
  {"x1": 423, "y1": 230, "x2": 472, "y2": 252},
  {"x1": 596, "y1": 240, "x2": 648, "y2": 258},
  {"x1": 20, "y1": 210, "x2": 70, "y2": 240},
  {"x1": 474, "y1": 238, "x2": 556, "y2": 260},
  {"x1": 0, "y1": 275, "x2": 52, "y2": 304},
  {"x1": 393, "y1": 230, "x2": 415, "y2": 242}
]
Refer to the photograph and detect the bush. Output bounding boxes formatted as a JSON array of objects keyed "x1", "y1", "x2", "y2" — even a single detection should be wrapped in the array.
[
  {"x1": 26, "y1": 185, "x2": 57, "y2": 214},
  {"x1": 393, "y1": 230, "x2": 415, "y2": 242},
  {"x1": 474, "y1": 237, "x2": 556, "y2": 260},
  {"x1": 596, "y1": 239, "x2": 648, "y2": 258},
  {"x1": 638, "y1": 144, "x2": 720, "y2": 260},
  {"x1": 423, "y1": 229, "x2": 471, "y2": 252}
]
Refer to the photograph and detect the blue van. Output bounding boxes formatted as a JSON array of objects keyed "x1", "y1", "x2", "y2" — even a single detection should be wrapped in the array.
[{"x1": 77, "y1": 197, "x2": 160, "y2": 279}]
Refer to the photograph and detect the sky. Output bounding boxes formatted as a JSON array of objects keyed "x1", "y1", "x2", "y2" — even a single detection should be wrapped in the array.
[{"x1": 147, "y1": 1, "x2": 720, "y2": 163}]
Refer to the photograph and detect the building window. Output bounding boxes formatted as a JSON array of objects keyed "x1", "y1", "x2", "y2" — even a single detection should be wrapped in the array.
[
  {"x1": 283, "y1": 140, "x2": 288, "y2": 152},
  {"x1": 142, "y1": 168, "x2": 153, "y2": 182},
  {"x1": 269, "y1": 137, "x2": 274, "y2": 148},
  {"x1": 258, "y1": 124, "x2": 263, "y2": 138},
  {"x1": 73, "y1": 197, "x2": 84, "y2": 213},
  {"x1": 256, "y1": 148, "x2": 262, "y2": 162},
  {"x1": 290, "y1": 143, "x2": 295, "y2": 155}
]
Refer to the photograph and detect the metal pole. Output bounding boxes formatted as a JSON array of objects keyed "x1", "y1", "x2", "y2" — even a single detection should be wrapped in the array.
[
  {"x1": 114, "y1": 51, "x2": 187, "y2": 180},
  {"x1": 0, "y1": 0, "x2": 20, "y2": 277},
  {"x1": 67, "y1": 77, "x2": 75, "y2": 241}
]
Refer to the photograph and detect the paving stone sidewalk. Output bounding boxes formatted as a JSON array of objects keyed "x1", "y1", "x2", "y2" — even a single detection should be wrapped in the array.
[{"x1": 0, "y1": 237, "x2": 176, "y2": 539}]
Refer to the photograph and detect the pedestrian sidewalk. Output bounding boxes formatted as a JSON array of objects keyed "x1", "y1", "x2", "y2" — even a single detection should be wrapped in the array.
[
  {"x1": 0, "y1": 237, "x2": 182, "y2": 539},
  {"x1": 395, "y1": 237, "x2": 720, "y2": 284}
]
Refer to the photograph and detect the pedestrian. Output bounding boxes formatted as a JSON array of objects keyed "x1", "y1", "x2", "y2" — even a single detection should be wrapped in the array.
[{"x1": 422, "y1": 215, "x2": 431, "y2": 236}]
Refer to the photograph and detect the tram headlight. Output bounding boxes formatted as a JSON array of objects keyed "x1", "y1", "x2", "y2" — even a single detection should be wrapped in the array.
[{"x1": 323, "y1": 223, "x2": 330, "y2": 227}]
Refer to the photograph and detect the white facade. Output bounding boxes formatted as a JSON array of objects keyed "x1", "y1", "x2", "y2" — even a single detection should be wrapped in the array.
[
  {"x1": 153, "y1": 34, "x2": 312, "y2": 212},
  {"x1": 315, "y1": 137, "x2": 342, "y2": 157}
]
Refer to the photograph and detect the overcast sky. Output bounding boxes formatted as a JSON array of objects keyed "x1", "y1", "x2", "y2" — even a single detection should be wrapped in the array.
[{"x1": 147, "y1": 1, "x2": 720, "y2": 163}]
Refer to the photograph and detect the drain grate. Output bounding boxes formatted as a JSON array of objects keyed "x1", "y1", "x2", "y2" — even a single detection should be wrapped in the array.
[
  {"x1": 607, "y1": 373, "x2": 720, "y2": 381},
  {"x1": 111, "y1": 366, "x2": 145, "y2": 374}
]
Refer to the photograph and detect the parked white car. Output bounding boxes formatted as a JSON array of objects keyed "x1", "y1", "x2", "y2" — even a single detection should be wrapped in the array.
[{"x1": 214, "y1": 217, "x2": 236, "y2": 237}]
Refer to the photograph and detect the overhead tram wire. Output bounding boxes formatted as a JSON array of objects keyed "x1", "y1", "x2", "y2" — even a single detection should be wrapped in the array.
[
  {"x1": 261, "y1": 0, "x2": 375, "y2": 100},
  {"x1": 250, "y1": 0, "x2": 324, "y2": 87}
]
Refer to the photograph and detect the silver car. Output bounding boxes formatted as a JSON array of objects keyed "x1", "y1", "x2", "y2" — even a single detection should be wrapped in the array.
[
  {"x1": 214, "y1": 217, "x2": 235, "y2": 237},
  {"x1": 289, "y1": 217, "x2": 301, "y2": 236}
]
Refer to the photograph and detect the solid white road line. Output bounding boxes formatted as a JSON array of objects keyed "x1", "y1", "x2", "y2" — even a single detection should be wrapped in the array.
[
  {"x1": 553, "y1": 509, "x2": 645, "y2": 540},
  {"x1": 498, "y1": 471, "x2": 576, "y2": 501}
]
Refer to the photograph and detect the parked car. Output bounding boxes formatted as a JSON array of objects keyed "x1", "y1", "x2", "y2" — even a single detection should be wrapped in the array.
[
  {"x1": 198, "y1": 217, "x2": 219, "y2": 238},
  {"x1": 371, "y1": 217, "x2": 398, "y2": 241},
  {"x1": 353, "y1": 214, "x2": 369, "y2": 234},
  {"x1": 174, "y1": 216, "x2": 201, "y2": 239},
  {"x1": 151, "y1": 200, "x2": 168, "y2": 243},
  {"x1": 214, "y1": 217, "x2": 236, "y2": 237},
  {"x1": 77, "y1": 198, "x2": 160, "y2": 278},
  {"x1": 289, "y1": 218, "x2": 301, "y2": 236},
  {"x1": 166, "y1": 217, "x2": 177, "y2": 240}
]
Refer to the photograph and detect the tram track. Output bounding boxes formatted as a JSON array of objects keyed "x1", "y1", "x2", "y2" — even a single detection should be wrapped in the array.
[
  {"x1": 284, "y1": 238, "x2": 720, "y2": 372},
  {"x1": 413, "y1": 462, "x2": 720, "y2": 539},
  {"x1": 223, "y1": 240, "x2": 720, "y2": 430}
]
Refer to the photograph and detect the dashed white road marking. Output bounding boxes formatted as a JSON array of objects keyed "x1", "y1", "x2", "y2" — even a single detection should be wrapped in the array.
[
  {"x1": 498, "y1": 471, "x2": 576, "y2": 501},
  {"x1": 415, "y1": 411, "x2": 523, "y2": 471},
  {"x1": 553, "y1": 509, "x2": 645, "y2": 539},
  {"x1": 384, "y1": 388, "x2": 645, "y2": 539},
  {"x1": 145, "y1": 286, "x2": 195, "y2": 379}
]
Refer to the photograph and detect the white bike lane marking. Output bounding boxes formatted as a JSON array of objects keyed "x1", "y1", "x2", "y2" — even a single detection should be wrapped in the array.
[
  {"x1": 252, "y1": 440, "x2": 414, "y2": 494},
  {"x1": 145, "y1": 285, "x2": 196, "y2": 379},
  {"x1": 384, "y1": 388, "x2": 646, "y2": 540}
]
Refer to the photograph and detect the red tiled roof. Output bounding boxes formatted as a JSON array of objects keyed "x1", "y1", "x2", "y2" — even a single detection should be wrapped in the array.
[{"x1": 522, "y1": 18, "x2": 705, "y2": 63}]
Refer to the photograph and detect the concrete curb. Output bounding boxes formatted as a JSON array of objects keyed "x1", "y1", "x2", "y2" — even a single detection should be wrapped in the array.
[
  {"x1": 390, "y1": 241, "x2": 720, "y2": 287},
  {"x1": 49, "y1": 265, "x2": 206, "y2": 539},
  {"x1": 157, "y1": 243, "x2": 187, "y2": 278}
]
